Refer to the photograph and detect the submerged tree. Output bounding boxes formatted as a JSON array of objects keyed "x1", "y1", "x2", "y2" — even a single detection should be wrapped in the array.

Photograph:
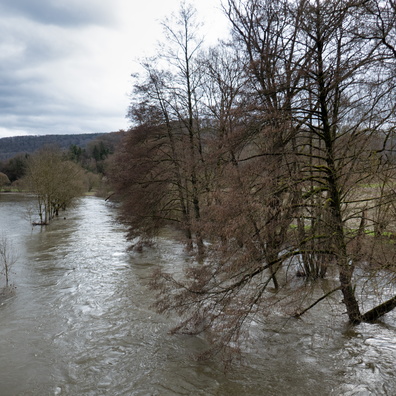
[
  {"x1": 25, "y1": 147, "x2": 85, "y2": 224},
  {"x1": 0, "y1": 234, "x2": 17, "y2": 288},
  {"x1": 113, "y1": 0, "x2": 396, "y2": 360},
  {"x1": 293, "y1": 0, "x2": 396, "y2": 323},
  {"x1": 114, "y1": 2, "x2": 209, "y2": 254}
]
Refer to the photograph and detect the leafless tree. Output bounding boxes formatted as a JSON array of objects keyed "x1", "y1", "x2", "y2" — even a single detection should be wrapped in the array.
[
  {"x1": 113, "y1": 0, "x2": 396, "y2": 361},
  {"x1": 24, "y1": 147, "x2": 85, "y2": 224},
  {"x1": 119, "y1": 3, "x2": 209, "y2": 255},
  {"x1": 0, "y1": 234, "x2": 17, "y2": 288}
]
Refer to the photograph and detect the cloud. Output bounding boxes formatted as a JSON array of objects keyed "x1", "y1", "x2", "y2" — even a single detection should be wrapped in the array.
[
  {"x1": 0, "y1": 4, "x2": 128, "y2": 137},
  {"x1": 0, "y1": 0, "x2": 228, "y2": 138},
  {"x1": 0, "y1": 0, "x2": 117, "y2": 27}
]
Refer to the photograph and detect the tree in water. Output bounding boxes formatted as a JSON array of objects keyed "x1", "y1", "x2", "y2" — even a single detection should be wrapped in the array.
[
  {"x1": 0, "y1": 234, "x2": 17, "y2": 288},
  {"x1": 24, "y1": 147, "x2": 85, "y2": 224},
  {"x1": 114, "y1": 2, "x2": 208, "y2": 255},
  {"x1": 113, "y1": 0, "x2": 396, "y2": 361}
]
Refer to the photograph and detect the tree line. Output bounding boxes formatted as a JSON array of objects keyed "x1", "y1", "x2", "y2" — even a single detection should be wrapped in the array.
[
  {"x1": 0, "y1": 133, "x2": 108, "y2": 161},
  {"x1": 0, "y1": 133, "x2": 122, "y2": 190},
  {"x1": 110, "y1": 0, "x2": 396, "y2": 360},
  {"x1": 0, "y1": 133, "x2": 122, "y2": 225}
]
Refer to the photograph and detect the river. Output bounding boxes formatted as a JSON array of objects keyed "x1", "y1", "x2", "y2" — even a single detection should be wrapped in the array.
[{"x1": 0, "y1": 194, "x2": 395, "y2": 395}]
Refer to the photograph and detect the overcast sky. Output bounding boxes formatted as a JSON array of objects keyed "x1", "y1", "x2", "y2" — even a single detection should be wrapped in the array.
[{"x1": 0, "y1": 0, "x2": 228, "y2": 138}]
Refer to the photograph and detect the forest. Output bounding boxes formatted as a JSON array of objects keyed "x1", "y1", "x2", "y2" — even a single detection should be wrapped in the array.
[
  {"x1": 109, "y1": 0, "x2": 396, "y2": 360},
  {"x1": 0, "y1": 131, "x2": 124, "y2": 185},
  {"x1": 0, "y1": 133, "x2": 108, "y2": 161}
]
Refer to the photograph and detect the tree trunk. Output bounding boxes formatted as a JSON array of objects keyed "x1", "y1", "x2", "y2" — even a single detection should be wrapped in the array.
[
  {"x1": 362, "y1": 295, "x2": 396, "y2": 322},
  {"x1": 339, "y1": 265, "x2": 362, "y2": 324}
]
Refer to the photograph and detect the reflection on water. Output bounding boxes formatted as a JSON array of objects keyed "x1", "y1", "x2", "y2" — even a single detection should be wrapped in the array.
[{"x1": 0, "y1": 194, "x2": 396, "y2": 395}]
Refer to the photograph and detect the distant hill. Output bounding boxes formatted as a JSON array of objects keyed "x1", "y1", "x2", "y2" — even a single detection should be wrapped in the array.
[{"x1": 0, "y1": 132, "x2": 118, "y2": 160}]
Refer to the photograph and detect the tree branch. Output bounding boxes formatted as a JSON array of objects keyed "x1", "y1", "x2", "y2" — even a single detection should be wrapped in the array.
[
  {"x1": 293, "y1": 286, "x2": 341, "y2": 318},
  {"x1": 361, "y1": 295, "x2": 396, "y2": 322}
]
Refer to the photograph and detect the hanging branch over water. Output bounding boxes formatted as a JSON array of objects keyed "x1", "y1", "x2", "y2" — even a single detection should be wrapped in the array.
[{"x1": 110, "y1": 0, "x2": 396, "y2": 361}]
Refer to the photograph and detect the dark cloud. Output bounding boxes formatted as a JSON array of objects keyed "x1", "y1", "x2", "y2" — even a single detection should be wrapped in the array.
[
  {"x1": 0, "y1": 0, "x2": 116, "y2": 27},
  {"x1": 0, "y1": 15, "x2": 81, "y2": 128}
]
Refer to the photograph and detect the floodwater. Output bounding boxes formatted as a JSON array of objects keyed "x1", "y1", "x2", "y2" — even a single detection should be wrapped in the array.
[{"x1": 0, "y1": 194, "x2": 396, "y2": 395}]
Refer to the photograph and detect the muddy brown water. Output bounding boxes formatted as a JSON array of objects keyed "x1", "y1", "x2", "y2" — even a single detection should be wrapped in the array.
[{"x1": 0, "y1": 194, "x2": 396, "y2": 395}]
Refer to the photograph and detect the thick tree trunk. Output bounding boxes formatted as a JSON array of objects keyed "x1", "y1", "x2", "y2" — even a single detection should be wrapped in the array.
[
  {"x1": 339, "y1": 265, "x2": 362, "y2": 324},
  {"x1": 361, "y1": 295, "x2": 396, "y2": 322},
  {"x1": 315, "y1": 23, "x2": 363, "y2": 324}
]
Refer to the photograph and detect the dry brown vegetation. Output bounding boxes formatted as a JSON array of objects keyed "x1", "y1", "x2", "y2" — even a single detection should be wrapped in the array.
[{"x1": 110, "y1": 0, "x2": 396, "y2": 360}]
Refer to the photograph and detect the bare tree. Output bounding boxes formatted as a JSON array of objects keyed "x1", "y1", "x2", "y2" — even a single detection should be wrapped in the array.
[
  {"x1": 110, "y1": 123, "x2": 185, "y2": 247},
  {"x1": 363, "y1": 0, "x2": 396, "y2": 58},
  {"x1": 151, "y1": 0, "x2": 307, "y2": 359},
  {"x1": 24, "y1": 147, "x2": 85, "y2": 224},
  {"x1": 0, "y1": 172, "x2": 10, "y2": 190},
  {"x1": 0, "y1": 234, "x2": 17, "y2": 288},
  {"x1": 118, "y1": 2, "x2": 209, "y2": 255},
  {"x1": 112, "y1": 0, "x2": 396, "y2": 361}
]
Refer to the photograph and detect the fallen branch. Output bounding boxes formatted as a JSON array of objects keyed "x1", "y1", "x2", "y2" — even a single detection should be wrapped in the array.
[
  {"x1": 361, "y1": 295, "x2": 396, "y2": 323},
  {"x1": 294, "y1": 286, "x2": 341, "y2": 318}
]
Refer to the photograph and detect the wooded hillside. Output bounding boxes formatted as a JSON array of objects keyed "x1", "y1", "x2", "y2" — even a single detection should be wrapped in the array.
[{"x1": 0, "y1": 133, "x2": 107, "y2": 160}]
